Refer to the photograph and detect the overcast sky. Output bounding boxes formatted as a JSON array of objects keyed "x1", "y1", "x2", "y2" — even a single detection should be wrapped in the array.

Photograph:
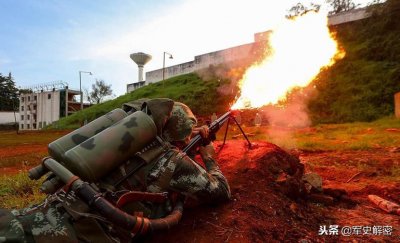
[{"x1": 0, "y1": 0, "x2": 371, "y2": 96}]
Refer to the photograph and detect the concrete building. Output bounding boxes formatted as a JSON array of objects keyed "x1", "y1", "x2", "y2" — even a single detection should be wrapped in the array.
[
  {"x1": 327, "y1": 7, "x2": 371, "y2": 26},
  {"x1": 127, "y1": 32, "x2": 267, "y2": 92},
  {"x1": 127, "y1": 81, "x2": 146, "y2": 93},
  {"x1": 18, "y1": 88, "x2": 87, "y2": 130},
  {"x1": 127, "y1": 8, "x2": 371, "y2": 92},
  {"x1": 0, "y1": 112, "x2": 19, "y2": 125},
  {"x1": 144, "y1": 39, "x2": 266, "y2": 84}
]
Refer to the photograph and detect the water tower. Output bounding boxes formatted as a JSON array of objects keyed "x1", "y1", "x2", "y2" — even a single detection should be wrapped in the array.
[{"x1": 130, "y1": 52, "x2": 152, "y2": 82}]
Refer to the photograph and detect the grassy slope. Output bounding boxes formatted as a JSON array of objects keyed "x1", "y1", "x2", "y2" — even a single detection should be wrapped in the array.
[
  {"x1": 308, "y1": 1, "x2": 400, "y2": 123},
  {"x1": 53, "y1": 73, "x2": 236, "y2": 129}
]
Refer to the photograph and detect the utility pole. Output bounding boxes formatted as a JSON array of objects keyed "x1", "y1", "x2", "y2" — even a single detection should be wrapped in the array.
[
  {"x1": 162, "y1": 52, "x2": 173, "y2": 85},
  {"x1": 79, "y1": 71, "x2": 92, "y2": 110}
]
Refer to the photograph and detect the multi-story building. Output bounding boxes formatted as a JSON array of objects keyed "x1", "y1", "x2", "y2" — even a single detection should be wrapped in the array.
[{"x1": 18, "y1": 87, "x2": 87, "y2": 130}]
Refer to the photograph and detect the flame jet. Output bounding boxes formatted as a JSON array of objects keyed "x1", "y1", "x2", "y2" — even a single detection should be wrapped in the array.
[{"x1": 232, "y1": 11, "x2": 345, "y2": 110}]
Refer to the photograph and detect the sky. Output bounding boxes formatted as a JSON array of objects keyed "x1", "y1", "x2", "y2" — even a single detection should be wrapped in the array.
[{"x1": 0, "y1": 0, "x2": 371, "y2": 97}]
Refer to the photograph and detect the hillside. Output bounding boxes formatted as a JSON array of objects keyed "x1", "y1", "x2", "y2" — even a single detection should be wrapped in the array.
[
  {"x1": 53, "y1": 72, "x2": 238, "y2": 129},
  {"x1": 53, "y1": 0, "x2": 400, "y2": 129},
  {"x1": 308, "y1": 0, "x2": 400, "y2": 123}
]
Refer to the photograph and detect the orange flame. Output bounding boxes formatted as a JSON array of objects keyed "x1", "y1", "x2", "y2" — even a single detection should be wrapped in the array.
[{"x1": 232, "y1": 11, "x2": 345, "y2": 109}]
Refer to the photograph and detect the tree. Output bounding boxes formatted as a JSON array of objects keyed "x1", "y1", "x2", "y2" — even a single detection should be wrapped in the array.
[
  {"x1": 86, "y1": 79, "x2": 114, "y2": 104},
  {"x1": 326, "y1": 0, "x2": 359, "y2": 14},
  {"x1": 286, "y1": 2, "x2": 321, "y2": 19},
  {"x1": 0, "y1": 73, "x2": 19, "y2": 111}
]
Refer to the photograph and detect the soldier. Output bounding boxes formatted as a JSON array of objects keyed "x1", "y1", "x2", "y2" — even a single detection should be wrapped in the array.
[
  {"x1": 153, "y1": 101, "x2": 231, "y2": 204},
  {"x1": 0, "y1": 99, "x2": 231, "y2": 242}
]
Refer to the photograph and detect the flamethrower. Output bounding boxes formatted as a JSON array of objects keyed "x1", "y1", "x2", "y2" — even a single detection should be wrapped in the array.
[
  {"x1": 183, "y1": 110, "x2": 252, "y2": 154},
  {"x1": 25, "y1": 109, "x2": 251, "y2": 238},
  {"x1": 27, "y1": 109, "x2": 184, "y2": 237}
]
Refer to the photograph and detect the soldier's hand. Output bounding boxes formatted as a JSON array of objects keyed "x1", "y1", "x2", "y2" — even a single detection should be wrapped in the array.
[
  {"x1": 199, "y1": 142, "x2": 215, "y2": 160},
  {"x1": 192, "y1": 125, "x2": 209, "y2": 139}
]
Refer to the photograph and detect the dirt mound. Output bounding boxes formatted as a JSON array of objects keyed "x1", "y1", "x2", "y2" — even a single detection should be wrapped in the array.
[{"x1": 148, "y1": 141, "x2": 328, "y2": 243}]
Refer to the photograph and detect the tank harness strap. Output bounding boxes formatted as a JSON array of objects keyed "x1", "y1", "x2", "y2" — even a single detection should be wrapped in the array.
[
  {"x1": 156, "y1": 135, "x2": 170, "y2": 151},
  {"x1": 112, "y1": 136, "x2": 171, "y2": 189},
  {"x1": 118, "y1": 165, "x2": 134, "y2": 190},
  {"x1": 128, "y1": 136, "x2": 172, "y2": 190}
]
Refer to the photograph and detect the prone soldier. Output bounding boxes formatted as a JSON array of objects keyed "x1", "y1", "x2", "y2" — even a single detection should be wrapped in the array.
[{"x1": 0, "y1": 98, "x2": 231, "y2": 242}]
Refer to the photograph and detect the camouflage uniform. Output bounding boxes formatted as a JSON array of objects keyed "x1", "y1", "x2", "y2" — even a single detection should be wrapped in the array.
[
  {"x1": 105, "y1": 101, "x2": 231, "y2": 217},
  {"x1": 0, "y1": 192, "x2": 118, "y2": 242},
  {"x1": 0, "y1": 99, "x2": 230, "y2": 242}
]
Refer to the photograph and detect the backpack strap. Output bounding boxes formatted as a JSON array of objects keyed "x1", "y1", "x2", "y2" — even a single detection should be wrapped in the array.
[{"x1": 111, "y1": 136, "x2": 171, "y2": 189}]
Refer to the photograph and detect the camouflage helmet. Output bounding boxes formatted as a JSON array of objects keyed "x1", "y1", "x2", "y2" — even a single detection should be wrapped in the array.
[{"x1": 162, "y1": 102, "x2": 197, "y2": 142}]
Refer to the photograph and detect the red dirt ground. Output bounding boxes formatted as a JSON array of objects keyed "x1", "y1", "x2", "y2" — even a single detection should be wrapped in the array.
[
  {"x1": 0, "y1": 144, "x2": 47, "y2": 159},
  {"x1": 148, "y1": 140, "x2": 400, "y2": 243},
  {"x1": 1, "y1": 140, "x2": 399, "y2": 242}
]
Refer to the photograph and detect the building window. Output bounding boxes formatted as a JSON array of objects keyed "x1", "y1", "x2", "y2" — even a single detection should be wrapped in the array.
[
  {"x1": 21, "y1": 106, "x2": 24, "y2": 111},
  {"x1": 33, "y1": 105, "x2": 37, "y2": 110},
  {"x1": 33, "y1": 123, "x2": 36, "y2": 129},
  {"x1": 21, "y1": 124, "x2": 24, "y2": 129},
  {"x1": 21, "y1": 115, "x2": 24, "y2": 120},
  {"x1": 21, "y1": 97, "x2": 24, "y2": 102},
  {"x1": 48, "y1": 94, "x2": 51, "y2": 99},
  {"x1": 34, "y1": 96, "x2": 37, "y2": 101},
  {"x1": 27, "y1": 124, "x2": 30, "y2": 129},
  {"x1": 28, "y1": 96, "x2": 30, "y2": 101},
  {"x1": 27, "y1": 115, "x2": 30, "y2": 120}
]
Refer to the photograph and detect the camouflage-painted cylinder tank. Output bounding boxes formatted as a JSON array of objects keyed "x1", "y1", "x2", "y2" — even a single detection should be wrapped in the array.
[
  {"x1": 48, "y1": 108, "x2": 128, "y2": 162},
  {"x1": 63, "y1": 111, "x2": 157, "y2": 182}
]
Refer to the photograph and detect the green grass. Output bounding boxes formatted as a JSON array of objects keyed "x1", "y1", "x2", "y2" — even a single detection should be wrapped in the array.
[
  {"x1": 0, "y1": 153, "x2": 49, "y2": 168},
  {"x1": 307, "y1": 1, "x2": 400, "y2": 123},
  {"x1": 51, "y1": 72, "x2": 236, "y2": 130},
  {"x1": 0, "y1": 172, "x2": 45, "y2": 209},
  {"x1": 220, "y1": 116, "x2": 400, "y2": 151},
  {"x1": 0, "y1": 130, "x2": 70, "y2": 167},
  {"x1": 0, "y1": 130, "x2": 68, "y2": 146}
]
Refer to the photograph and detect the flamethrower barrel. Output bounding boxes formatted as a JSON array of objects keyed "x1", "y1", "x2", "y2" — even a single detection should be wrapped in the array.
[
  {"x1": 182, "y1": 136, "x2": 202, "y2": 153},
  {"x1": 183, "y1": 111, "x2": 232, "y2": 153},
  {"x1": 210, "y1": 111, "x2": 231, "y2": 130},
  {"x1": 42, "y1": 158, "x2": 183, "y2": 234}
]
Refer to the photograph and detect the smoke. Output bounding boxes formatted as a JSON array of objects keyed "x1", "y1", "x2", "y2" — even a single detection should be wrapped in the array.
[
  {"x1": 265, "y1": 100, "x2": 311, "y2": 128},
  {"x1": 261, "y1": 88, "x2": 313, "y2": 149}
]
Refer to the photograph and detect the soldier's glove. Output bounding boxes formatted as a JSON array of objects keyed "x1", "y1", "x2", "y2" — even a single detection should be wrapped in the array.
[
  {"x1": 192, "y1": 125, "x2": 209, "y2": 139},
  {"x1": 199, "y1": 142, "x2": 216, "y2": 161}
]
